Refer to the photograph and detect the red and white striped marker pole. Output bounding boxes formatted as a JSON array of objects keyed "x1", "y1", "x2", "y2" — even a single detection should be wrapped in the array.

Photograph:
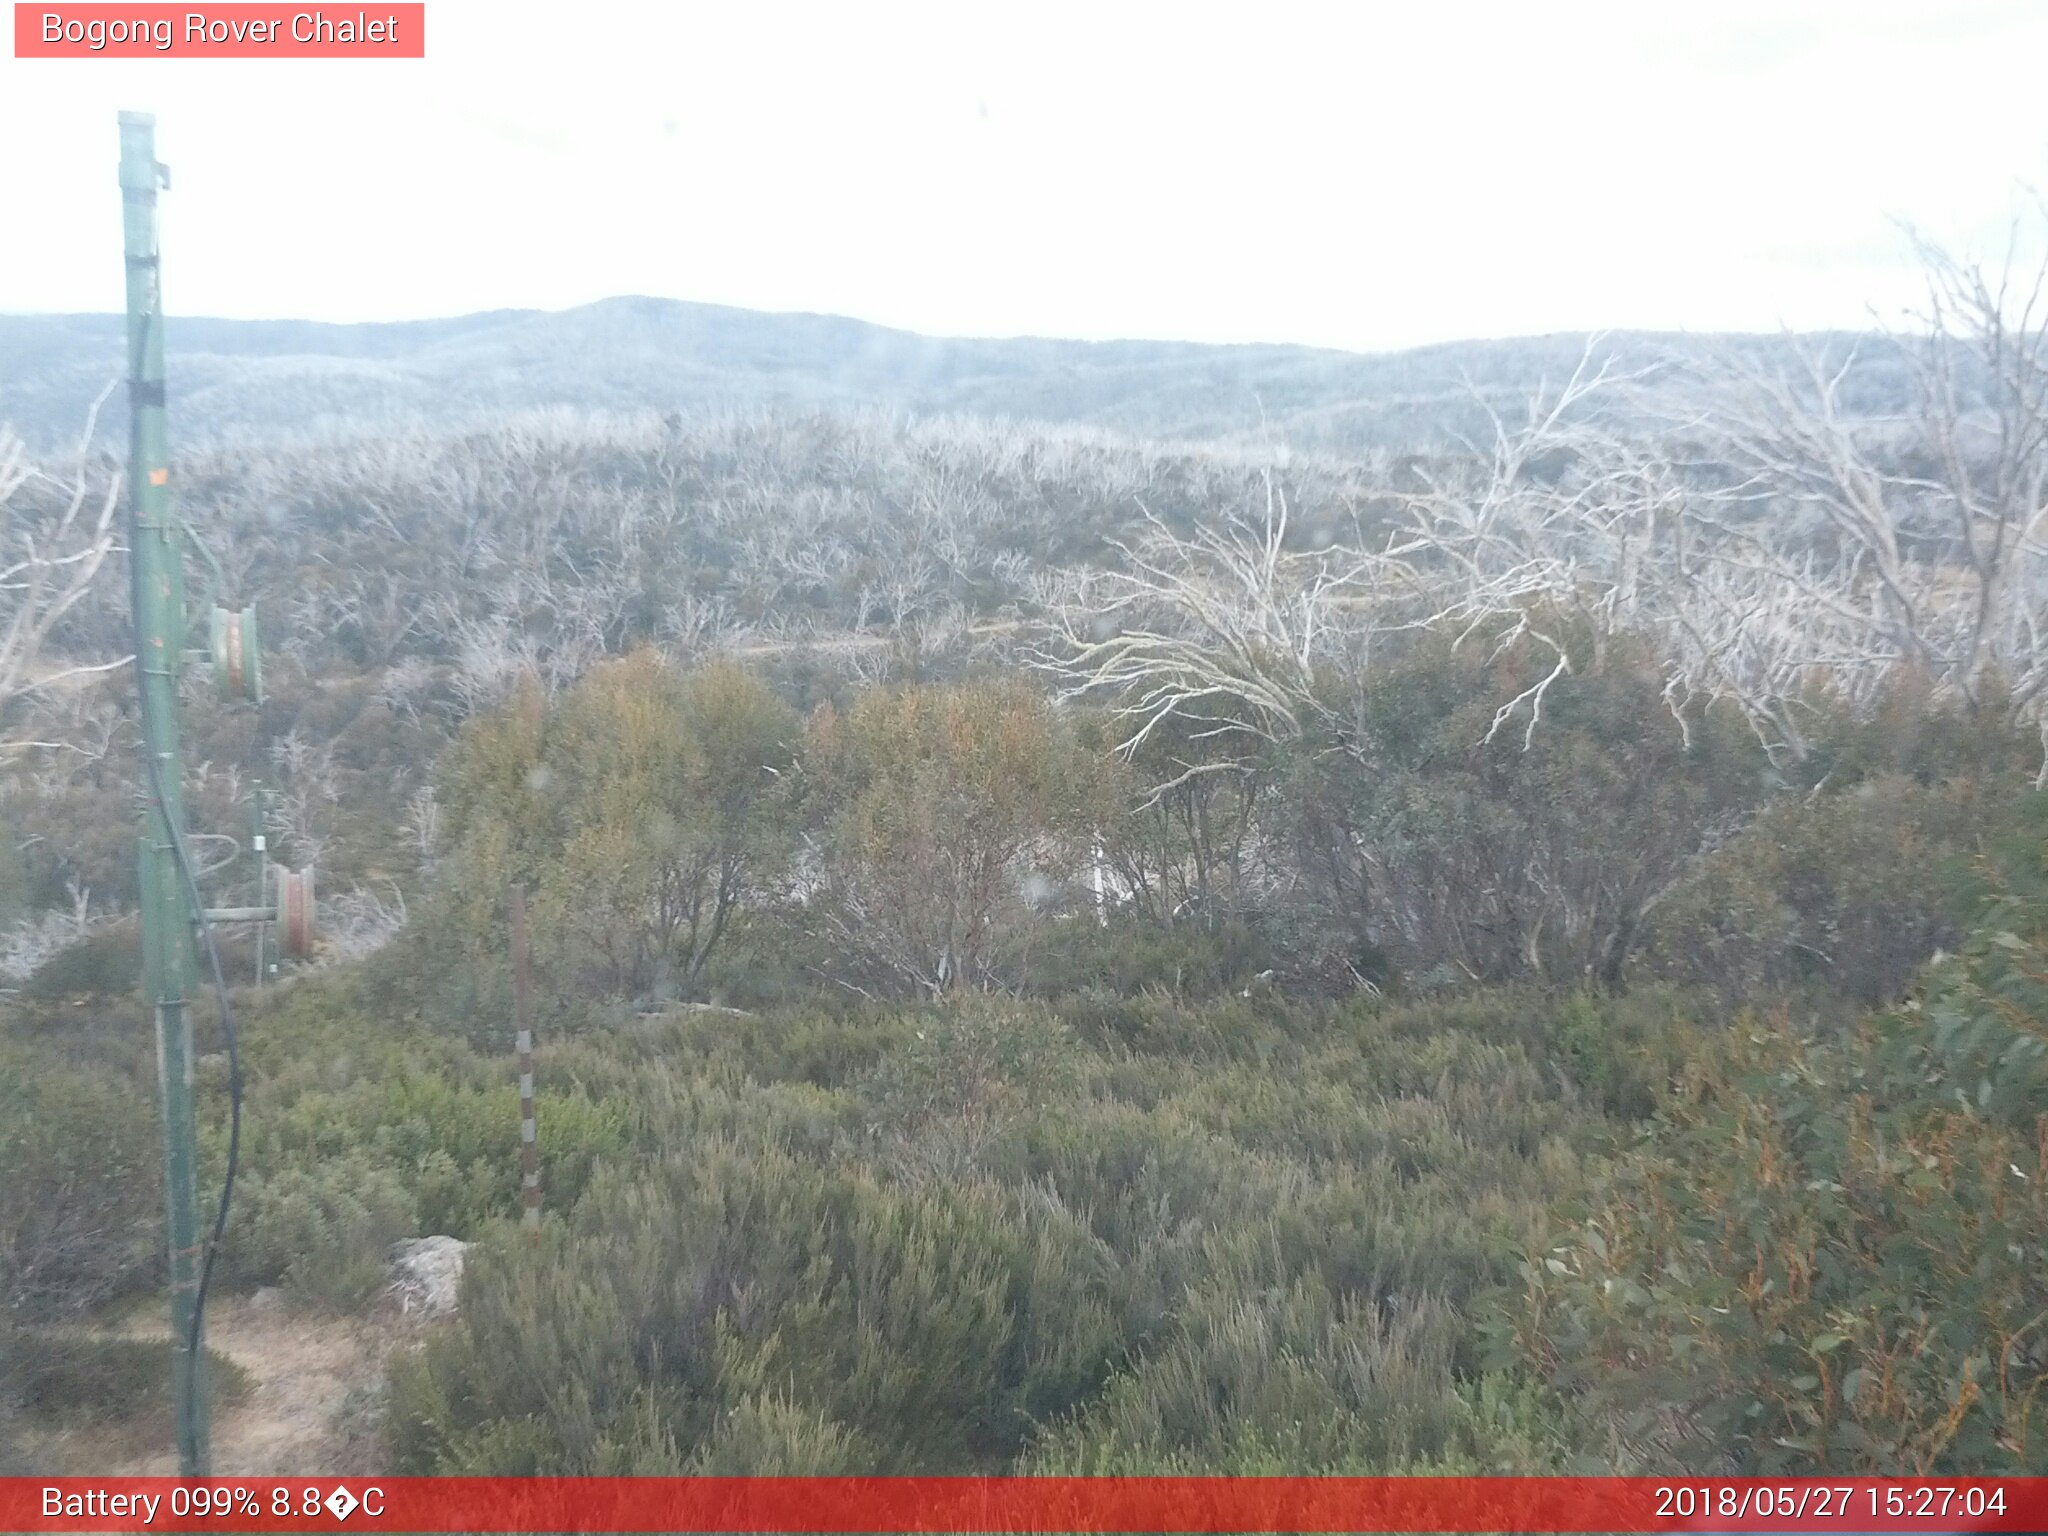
[{"x1": 510, "y1": 885, "x2": 540, "y2": 1231}]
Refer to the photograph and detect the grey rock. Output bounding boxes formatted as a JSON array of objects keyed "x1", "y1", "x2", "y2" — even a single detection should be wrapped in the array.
[{"x1": 386, "y1": 1235, "x2": 469, "y2": 1317}]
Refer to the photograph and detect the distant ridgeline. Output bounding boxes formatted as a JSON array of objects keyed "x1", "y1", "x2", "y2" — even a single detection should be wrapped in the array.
[{"x1": 0, "y1": 298, "x2": 1915, "y2": 452}]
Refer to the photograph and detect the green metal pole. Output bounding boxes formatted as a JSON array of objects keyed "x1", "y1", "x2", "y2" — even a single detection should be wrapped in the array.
[
  {"x1": 252, "y1": 782, "x2": 268, "y2": 987},
  {"x1": 120, "y1": 109, "x2": 210, "y2": 1478}
]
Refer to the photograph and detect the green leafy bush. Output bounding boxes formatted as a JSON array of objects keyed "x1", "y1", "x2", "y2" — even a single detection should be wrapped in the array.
[
  {"x1": 1641, "y1": 775, "x2": 1999, "y2": 1009},
  {"x1": 799, "y1": 680, "x2": 1115, "y2": 996},
  {"x1": 1511, "y1": 801, "x2": 2048, "y2": 1471},
  {"x1": 431, "y1": 654, "x2": 799, "y2": 1010},
  {"x1": 1275, "y1": 624, "x2": 1769, "y2": 988}
]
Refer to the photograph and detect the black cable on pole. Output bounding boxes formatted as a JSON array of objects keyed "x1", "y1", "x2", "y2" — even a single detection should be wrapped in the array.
[
  {"x1": 156, "y1": 746, "x2": 242, "y2": 1368},
  {"x1": 128, "y1": 291, "x2": 242, "y2": 1383}
]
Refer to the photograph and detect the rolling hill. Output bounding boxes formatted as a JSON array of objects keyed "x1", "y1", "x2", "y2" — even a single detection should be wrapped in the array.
[{"x1": 0, "y1": 297, "x2": 1911, "y2": 453}]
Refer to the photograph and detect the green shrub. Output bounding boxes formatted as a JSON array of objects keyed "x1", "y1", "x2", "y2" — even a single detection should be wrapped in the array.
[
  {"x1": 1028, "y1": 1277, "x2": 1569, "y2": 1473},
  {"x1": 550, "y1": 1002, "x2": 913, "y2": 1095},
  {"x1": 1017, "y1": 916, "x2": 1276, "y2": 1000},
  {"x1": 1543, "y1": 986, "x2": 1706, "y2": 1121},
  {"x1": 859, "y1": 1000, "x2": 1094, "y2": 1140},
  {"x1": 431, "y1": 655, "x2": 798, "y2": 1009},
  {"x1": 681, "y1": 1392, "x2": 877, "y2": 1474},
  {"x1": 387, "y1": 1145, "x2": 1133, "y2": 1473},
  {"x1": 798, "y1": 680, "x2": 1116, "y2": 997},
  {"x1": 1641, "y1": 775, "x2": 2003, "y2": 1009},
  {"x1": 1510, "y1": 814, "x2": 2048, "y2": 1472},
  {"x1": 10, "y1": 1334, "x2": 249, "y2": 1428},
  {"x1": 223, "y1": 1163, "x2": 418, "y2": 1310},
  {"x1": 0, "y1": 1323, "x2": 27, "y2": 1473},
  {"x1": 216, "y1": 992, "x2": 639, "y2": 1241},
  {"x1": 686, "y1": 914, "x2": 846, "y2": 1012},
  {"x1": 0, "y1": 1044, "x2": 160, "y2": 1318},
  {"x1": 1274, "y1": 624, "x2": 1770, "y2": 988},
  {"x1": 18, "y1": 924, "x2": 144, "y2": 1000}
]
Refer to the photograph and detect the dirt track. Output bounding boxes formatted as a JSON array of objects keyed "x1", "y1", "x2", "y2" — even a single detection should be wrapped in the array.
[{"x1": 23, "y1": 1293, "x2": 396, "y2": 1477}]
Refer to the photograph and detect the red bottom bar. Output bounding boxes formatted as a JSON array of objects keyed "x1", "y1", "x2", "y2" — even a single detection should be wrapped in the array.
[{"x1": 5, "y1": 1476, "x2": 2043, "y2": 1534}]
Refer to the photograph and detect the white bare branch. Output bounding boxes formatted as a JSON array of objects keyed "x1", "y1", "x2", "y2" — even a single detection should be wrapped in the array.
[{"x1": 0, "y1": 397, "x2": 124, "y2": 753}]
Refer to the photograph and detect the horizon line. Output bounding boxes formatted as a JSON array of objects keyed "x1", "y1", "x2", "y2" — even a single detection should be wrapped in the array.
[{"x1": 0, "y1": 295, "x2": 1894, "y2": 363}]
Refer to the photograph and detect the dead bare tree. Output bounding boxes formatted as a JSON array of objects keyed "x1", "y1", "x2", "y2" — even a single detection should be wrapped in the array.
[
  {"x1": 1033, "y1": 343, "x2": 1625, "y2": 790},
  {"x1": 1032, "y1": 474, "x2": 1371, "y2": 788},
  {"x1": 0, "y1": 399, "x2": 125, "y2": 750},
  {"x1": 1042, "y1": 211, "x2": 2048, "y2": 788},
  {"x1": 1661, "y1": 207, "x2": 2048, "y2": 768}
]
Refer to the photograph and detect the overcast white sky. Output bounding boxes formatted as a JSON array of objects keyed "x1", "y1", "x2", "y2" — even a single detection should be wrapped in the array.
[{"x1": 3, "y1": 0, "x2": 2046, "y2": 352}]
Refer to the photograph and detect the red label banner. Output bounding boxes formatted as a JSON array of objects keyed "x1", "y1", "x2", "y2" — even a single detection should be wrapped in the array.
[
  {"x1": 1, "y1": 1477, "x2": 2043, "y2": 1534},
  {"x1": 13, "y1": 4, "x2": 424, "y2": 57}
]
